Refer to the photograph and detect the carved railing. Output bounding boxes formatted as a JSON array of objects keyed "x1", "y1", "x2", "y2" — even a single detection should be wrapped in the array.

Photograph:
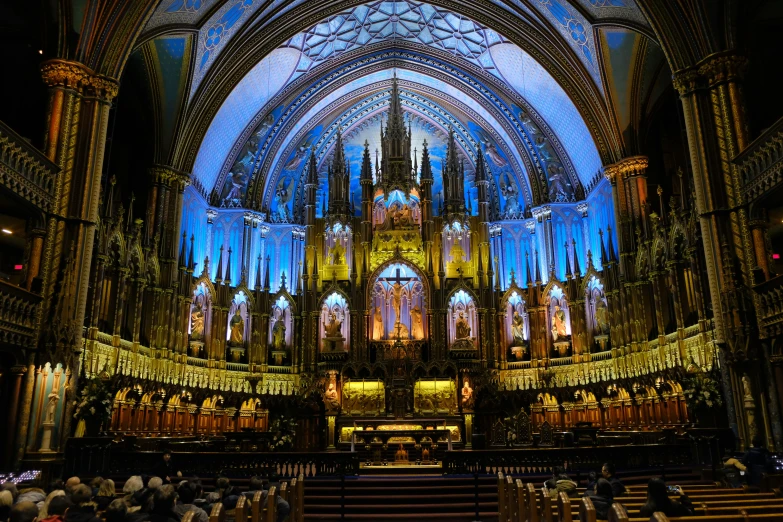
[
  {"x1": 64, "y1": 437, "x2": 358, "y2": 478},
  {"x1": 0, "y1": 279, "x2": 42, "y2": 348},
  {"x1": 735, "y1": 115, "x2": 783, "y2": 203},
  {"x1": 0, "y1": 119, "x2": 58, "y2": 212},
  {"x1": 442, "y1": 442, "x2": 695, "y2": 475},
  {"x1": 754, "y1": 274, "x2": 783, "y2": 338}
]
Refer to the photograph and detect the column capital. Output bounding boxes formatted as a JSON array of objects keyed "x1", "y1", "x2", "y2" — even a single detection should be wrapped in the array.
[
  {"x1": 672, "y1": 68, "x2": 701, "y2": 97},
  {"x1": 606, "y1": 156, "x2": 649, "y2": 180},
  {"x1": 149, "y1": 165, "x2": 191, "y2": 189},
  {"x1": 698, "y1": 52, "x2": 748, "y2": 87},
  {"x1": 40, "y1": 60, "x2": 119, "y2": 101}
]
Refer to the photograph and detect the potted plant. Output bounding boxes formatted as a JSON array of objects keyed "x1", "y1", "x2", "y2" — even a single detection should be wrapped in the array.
[
  {"x1": 682, "y1": 369, "x2": 723, "y2": 427},
  {"x1": 269, "y1": 414, "x2": 298, "y2": 451},
  {"x1": 74, "y1": 377, "x2": 113, "y2": 436}
]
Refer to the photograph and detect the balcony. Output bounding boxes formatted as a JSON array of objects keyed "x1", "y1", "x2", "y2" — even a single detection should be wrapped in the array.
[
  {"x1": 0, "y1": 120, "x2": 59, "y2": 213},
  {"x1": 0, "y1": 279, "x2": 41, "y2": 348}
]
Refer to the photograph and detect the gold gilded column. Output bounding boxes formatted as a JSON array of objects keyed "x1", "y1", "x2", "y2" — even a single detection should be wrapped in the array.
[{"x1": 38, "y1": 59, "x2": 118, "y2": 451}]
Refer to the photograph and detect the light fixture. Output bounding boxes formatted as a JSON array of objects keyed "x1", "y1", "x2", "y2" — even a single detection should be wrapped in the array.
[
  {"x1": 1, "y1": 229, "x2": 11, "y2": 235},
  {"x1": 38, "y1": 50, "x2": 43, "y2": 55}
]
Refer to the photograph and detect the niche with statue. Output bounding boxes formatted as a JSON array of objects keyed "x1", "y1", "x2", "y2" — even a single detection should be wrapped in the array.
[
  {"x1": 227, "y1": 291, "x2": 250, "y2": 362},
  {"x1": 547, "y1": 285, "x2": 571, "y2": 357},
  {"x1": 448, "y1": 289, "x2": 478, "y2": 353},
  {"x1": 189, "y1": 282, "x2": 213, "y2": 358},
  {"x1": 320, "y1": 292, "x2": 350, "y2": 353},
  {"x1": 269, "y1": 295, "x2": 293, "y2": 365}
]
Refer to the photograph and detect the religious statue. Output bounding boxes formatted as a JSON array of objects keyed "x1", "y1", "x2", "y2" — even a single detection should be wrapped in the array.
[
  {"x1": 500, "y1": 172, "x2": 522, "y2": 218},
  {"x1": 328, "y1": 241, "x2": 345, "y2": 265},
  {"x1": 394, "y1": 204, "x2": 413, "y2": 227},
  {"x1": 743, "y1": 375, "x2": 753, "y2": 401},
  {"x1": 455, "y1": 312, "x2": 471, "y2": 340},
  {"x1": 595, "y1": 299, "x2": 610, "y2": 334},
  {"x1": 551, "y1": 306, "x2": 567, "y2": 341},
  {"x1": 547, "y1": 163, "x2": 571, "y2": 202},
  {"x1": 272, "y1": 319, "x2": 286, "y2": 350},
  {"x1": 222, "y1": 171, "x2": 246, "y2": 204},
  {"x1": 410, "y1": 306, "x2": 424, "y2": 339},
  {"x1": 391, "y1": 282, "x2": 404, "y2": 325},
  {"x1": 274, "y1": 177, "x2": 294, "y2": 222},
  {"x1": 44, "y1": 391, "x2": 59, "y2": 424},
  {"x1": 461, "y1": 380, "x2": 474, "y2": 409},
  {"x1": 323, "y1": 312, "x2": 343, "y2": 338},
  {"x1": 372, "y1": 306, "x2": 384, "y2": 340},
  {"x1": 450, "y1": 240, "x2": 466, "y2": 263},
  {"x1": 511, "y1": 311, "x2": 525, "y2": 347},
  {"x1": 394, "y1": 443, "x2": 408, "y2": 462},
  {"x1": 229, "y1": 310, "x2": 244, "y2": 344},
  {"x1": 324, "y1": 379, "x2": 340, "y2": 411},
  {"x1": 190, "y1": 304, "x2": 205, "y2": 340}
]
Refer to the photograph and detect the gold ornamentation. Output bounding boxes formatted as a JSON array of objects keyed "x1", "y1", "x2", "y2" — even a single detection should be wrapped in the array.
[{"x1": 40, "y1": 60, "x2": 119, "y2": 101}]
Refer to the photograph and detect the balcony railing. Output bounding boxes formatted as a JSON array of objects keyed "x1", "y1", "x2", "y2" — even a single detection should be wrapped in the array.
[
  {"x1": 0, "y1": 120, "x2": 59, "y2": 212},
  {"x1": 0, "y1": 279, "x2": 41, "y2": 348}
]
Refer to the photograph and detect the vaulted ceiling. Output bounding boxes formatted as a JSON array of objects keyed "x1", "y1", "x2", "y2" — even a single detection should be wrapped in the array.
[{"x1": 131, "y1": 0, "x2": 671, "y2": 213}]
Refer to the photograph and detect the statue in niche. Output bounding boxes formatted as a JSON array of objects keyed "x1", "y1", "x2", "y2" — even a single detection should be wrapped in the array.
[
  {"x1": 450, "y1": 240, "x2": 466, "y2": 264},
  {"x1": 223, "y1": 171, "x2": 246, "y2": 204},
  {"x1": 461, "y1": 379, "x2": 474, "y2": 409},
  {"x1": 595, "y1": 299, "x2": 610, "y2": 334},
  {"x1": 324, "y1": 379, "x2": 340, "y2": 411},
  {"x1": 394, "y1": 204, "x2": 413, "y2": 228},
  {"x1": 395, "y1": 443, "x2": 408, "y2": 462},
  {"x1": 191, "y1": 303, "x2": 205, "y2": 340},
  {"x1": 272, "y1": 319, "x2": 286, "y2": 350},
  {"x1": 274, "y1": 177, "x2": 294, "y2": 222},
  {"x1": 372, "y1": 306, "x2": 384, "y2": 340},
  {"x1": 499, "y1": 172, "x2": 522, "y2": 218},
  {"x1": 329, "y1": 241, "x2": 346, "y2": 265},
  {"x1": 391, "y1": 282, "x2": 404, "y2": 325},
  {"x1": 511, "y1": 311, "x2": 525, "y2": 347},
  {"x1": 455, "y1": 312, "x2": 471, "y2": 340},
  {"x1": 323, "y1": 312, "x2": 343, "y2": 338},
  {"x1": 229, "y1": 310, "x2": 245, "y2": 344},
  {"x1": 44, "y1": 391, "x2": 59, "y2": 424},
  {"x1": 551, "y1": 306, "x2": 567, "y2": 341},
  {"x1": 743, "y1": 374, "x2": 753, "y2": 401},
  {"x1": 547, "y1": 163, "x2": 571, "y2": 202},
  {"x1": 410, "y1": 306, "x2": 424, "y2": 340}
]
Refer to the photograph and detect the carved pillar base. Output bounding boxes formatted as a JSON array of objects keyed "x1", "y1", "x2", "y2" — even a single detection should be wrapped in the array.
[
  {"x1": 326, "y1": 415, "x2": 337, "y2": 450},
  {"x1": 39, "y1": 423, "x2": 55, "y2": 453},
  {"x1": 464, "y1": 413, "x2": 473, "y2": 449}
]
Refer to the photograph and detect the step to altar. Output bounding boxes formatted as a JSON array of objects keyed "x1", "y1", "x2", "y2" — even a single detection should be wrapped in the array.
[{"x1": 358, "y1": 462, "x2": 442, "y2": 475}]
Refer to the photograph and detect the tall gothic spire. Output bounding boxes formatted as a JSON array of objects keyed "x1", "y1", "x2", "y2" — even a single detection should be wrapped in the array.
[
  {"x1": 442, "y1": 127, "x2": 466, "y2": 220},
  {"x1": 327, "y1": 129, "x2": 351, "y2": 222},
  {"x1": 378, "y1": 73, "x2": 414, "y2": 195}
]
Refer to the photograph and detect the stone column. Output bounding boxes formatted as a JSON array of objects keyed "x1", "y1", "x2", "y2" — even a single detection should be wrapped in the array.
[{"x1": 5, "y1": 367, "x2": 26, "y2": 465}]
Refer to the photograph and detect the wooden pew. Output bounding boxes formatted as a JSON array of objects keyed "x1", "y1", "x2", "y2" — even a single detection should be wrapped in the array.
[
  {"x1": 181, "y1": 513, "x2": 196, "y2": 522},
  {"x1": 608, "y1": 503, "x2": 631, "y2": 522},
  {"x1": 287, "y1": 478, "x2": 297, "y2": 522},
  {"x1": 295, "y1": 474, "x2": 304, "y2": 522},
  {"x1": 557, "y1": 492, "x2": 573, "y2": 522},
  {"x1": 234, "y1": 495, "x2": 248, "y2": 522},
  {"x1": 499, "y1": 473, "x2": 507, "y2": 522},
  {"x1": 507, "y1": 475, "x2": 517, "y2": 521},
  {"x1": 251, "y1": 490, "x2": 263, "y2": 522},
  {"x1": 264, "y1": 486, "x2": 277, "y2": 522},
  {"x1": 278, "y1": 482, "x2": 288, "y2": 507},
  {"x1": 540, "y1": 487, "x2": 554, "y2": 522},
  {"x1": 210, "y1": 503, "x2": 225, "y2": 522},
  {"x1": 527, "y1": 483, "x2": 540, "y2": 522},
  {"x1": 515, "y1": 479, "x2": 528, "y2": 522},
  {"x1": 643, "y1": 516, "x2": 783, "y2": 521},
  {"x1": 580, "y1": 497, "x2": 597, "y2": 522}
]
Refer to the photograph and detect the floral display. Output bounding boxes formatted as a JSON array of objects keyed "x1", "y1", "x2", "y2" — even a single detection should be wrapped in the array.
[{"x1": 73, "y1": 378, "x2": 113, "y2": 431}]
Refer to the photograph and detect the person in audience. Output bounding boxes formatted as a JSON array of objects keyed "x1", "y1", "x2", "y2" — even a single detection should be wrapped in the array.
[
  {"x1": 548, "y1": 473, "x2": 578, "y2": 499},
  {"x1": 151, "y1": 451, "x2": 181, "y2": 484},
  {"x1": 0, "y1": 491, "x2": 16, "y2": 522},
  {"x1": 543, "y1": 466, "x2": 566, "y2": 490},
  {"x1": 742, "y1": 434, "x2": 773, "y2": 486},
  {"x1": 601, "y1": 463, "x2": 626, "y2": 497},
  {"x1": 47, "y1": 483, "x2": 64, "y2": 496},
  {"x1": 147, "y1": 486, "x2": 178, "y2": 522},
  {"x1": 210, "y1": 478, "x2": 240, "y2": 510},
  {"x1": 638, "y1": 478, "x2": 693, "y2": 518},
  {"x1": 147, "y1": 478, "x2": 163, "y2": 491},
  {"x1": 39, "y1": 496, "x2": 69, "y2": 522},
  {"x1": 87, "y1": 481, "x2": 102, "y2": 500},
  {"x1": 63, "y1": 481, "x2": 79, "y2": 497},
  {"x1": 9, "y1": 502, "x2": 38, "y2": 522},
  {"x1": 39, "y1": 491, "x2": 65, "y2": 519},
  {"x1": 16, "y1": 488, "x2": 45, "y2": 507},
  {"x1": 173, "y1": 482, "x2": 207, "y2": 522},
  {"x1": 243, "y1": 477, "x2": 289, "y2": 522},
  {"x1": 583, "y1": 478, "x2": 614, "y2": 521},
  {"x1": 93, "y1": 480, "x2": 114, "y2": 512},
  {"x1": 1, "y1": 484, "x2": 19, "y2": 504},
  {"x1": 121, "y1": 478, "x2": 143, "y2": 498},
  {"x1": 125, "y1": 489, "x2": 154, "y2": 522},
  {"x1": 63, "y1": 486, "x2": 100, "y2": 522},
  {"x1": 585, "y1": 471, "x2": 598, "y2": 493},
  {"x1": 102, "y1": 500, "x2": 126, "y2": 522}
]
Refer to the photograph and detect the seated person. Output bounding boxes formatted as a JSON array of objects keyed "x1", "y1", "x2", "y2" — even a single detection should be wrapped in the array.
[
  {"x1": 147, "y1": 486, "x2": 179, "y2": 522},
  {"x1": 39, "y1": 496, "x2": 70, "y2": 522},
  {"x1": 638, "y1": 478, "x2": 694, "y2": 518},
  {"x1": 10, "y1": 502, "x2": 39, "y2": 522},
  {"x1": 103, "y1": 500, "x2": 126, "y2": 522},
  {"x1": 174, "y1": 482, "x2": 208, "y2": 522},
  {"x1": 601, "y1": 463, "x2": 626, "y2": 497},
  {"x1": 548, "y1": 473, "x2": 578, "y2": 499},
  {"x1": 64, "y1": 485, "x2": 101, "y2": 522},
  {"x1": 243, "y1": 476, "x2": 290, "y2": 522},
  {"x1": 584, "y1": 479, "x2": 615, "y2": 521}
]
